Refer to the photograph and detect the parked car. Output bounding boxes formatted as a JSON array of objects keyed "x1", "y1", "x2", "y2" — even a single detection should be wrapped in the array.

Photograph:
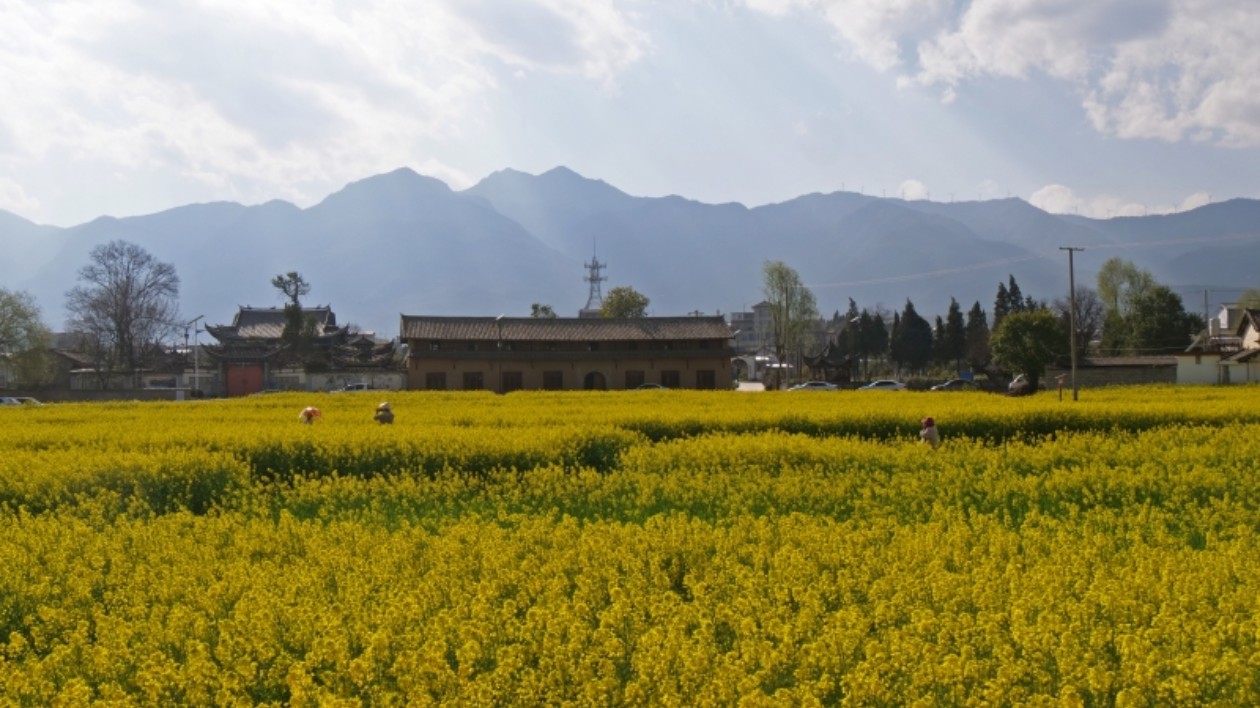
[
  {"x1": 342, "y1": 383, "x2": 371, "y2": 391},
  {"x1": 1008, "y1": 374, "x2": 1035, "y2": 396},
  {"x1": 634, "y1": 383, "x2": 668, "y2": 390},
  {"x1": 930, "y1": 378, "x2": 977, "y2": 391},
  {"x1": 788, "y1": 381, "x2": 838, "y2": 391},
  {"x1": 0, "y1": 396, "x2": 20, "y2": 406},
  {"x1": 857, "y1": 380, "x2": 906, "y2": 391}
]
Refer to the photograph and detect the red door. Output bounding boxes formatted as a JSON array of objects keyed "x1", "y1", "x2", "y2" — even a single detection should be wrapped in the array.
[{"x1": 227, "y1": 365, "x2": 264, "y2": 397}]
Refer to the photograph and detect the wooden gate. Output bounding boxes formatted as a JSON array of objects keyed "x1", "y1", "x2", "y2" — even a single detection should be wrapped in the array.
[{"x1": 226, "y1": 364, "x2": 264, "y2": 397}]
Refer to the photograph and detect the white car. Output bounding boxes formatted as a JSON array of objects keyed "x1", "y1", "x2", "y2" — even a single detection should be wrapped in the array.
[
  {"x1": 788, "y1": 381, "x2": 838, "y2": 391},
  {"x1": 857, "y1": 380, "x2": 906, "y2": 391}
]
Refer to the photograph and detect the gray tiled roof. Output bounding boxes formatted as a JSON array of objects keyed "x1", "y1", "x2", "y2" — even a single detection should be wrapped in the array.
[
  {"x1": 209, "y1": 306, "x2": 340, "y2": 340},
  {"x1": 400, "y1": 315, "x2": 733, "y2": 342}
]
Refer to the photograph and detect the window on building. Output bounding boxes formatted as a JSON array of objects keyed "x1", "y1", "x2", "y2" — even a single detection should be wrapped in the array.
[
  {"x1": 543, "y1": 370, "x2": 563, "y2": 390},
  {"x1": 425, "y1": 372, "x2": 447, "y2": 390},
  {"x1": 462, "y1": 371, "x2": 484, "y2": 390},
  {"x1": 429, "y1": 341, "x2": 440, "y2": 351},
  {"x1": 696, "y1": 370, "x2": 716, "y2": 390},
  {"x1": 587, "y1": 342, "x2": 599, "y2": 351},
  {"x1": 661, "y1": 370, "x2": 681, "y2": 388},
  {"x1": 625, "y1": 370, "x2": 645, "y2": 389},
  {"x1": 502, "y1": 371, "x2": 523, "y2": 392}
]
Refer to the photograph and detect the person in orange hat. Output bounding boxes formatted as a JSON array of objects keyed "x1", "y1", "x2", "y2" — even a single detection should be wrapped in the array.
[
  {"x1": 373, "y1": 401, "x2": 394, "y2": 425},
  {"x1": 299, "y1": 406, "x2": 322, "y2": 424},
  {"x1": 920, "y1": 416, "x2": 940, "y2": 448}
]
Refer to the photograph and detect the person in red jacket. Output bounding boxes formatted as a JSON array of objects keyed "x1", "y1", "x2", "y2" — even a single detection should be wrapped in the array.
[{"x1": 920, "y1": 416, "x2": 940, "y2": 448}]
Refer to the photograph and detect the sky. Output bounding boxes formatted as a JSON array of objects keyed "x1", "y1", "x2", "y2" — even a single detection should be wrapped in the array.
[{"x1": 2, "y1": 0, "x2": 1258, "y2": 227}]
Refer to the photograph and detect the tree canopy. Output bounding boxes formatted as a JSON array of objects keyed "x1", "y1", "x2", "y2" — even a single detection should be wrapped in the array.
[
  {"x1": 272, "y1": 271, "x2": 315, "y2": 353},
  {"x1": 600, "y1": 287, "x2": 650, "y2": 318},
  {"x1": 989, "y1": 309, "x2": 1065, "y2": 391},
  {"x1": 762, "y1": 261, "x2": 818, "y2": 387},
  {"x1": 889, "y1": 299, "x2": 933, "y2": 373},
  {"x1": 0, "y1": 288, "x2": 53, "y2": 384}
]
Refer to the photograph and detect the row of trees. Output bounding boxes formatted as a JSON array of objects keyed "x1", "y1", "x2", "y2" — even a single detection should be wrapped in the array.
[{"x1": 762, "y1": 258, "x2": 1221, "y2": 389}]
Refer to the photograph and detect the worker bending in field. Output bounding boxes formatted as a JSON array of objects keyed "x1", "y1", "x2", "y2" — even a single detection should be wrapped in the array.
[
  {"x1": 299, "y1": 406, "x2": 322, "y2": 424},
  {"x1": 374, "y1": 402, "x2": 394, "y2": 424},
  {"x1": 920, "y1": 416, "x2": 940, "y2": 448}
]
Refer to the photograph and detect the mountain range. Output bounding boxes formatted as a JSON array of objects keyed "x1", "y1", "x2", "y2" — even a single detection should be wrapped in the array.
[{"x1": 2, "y1": 166, "x2": 1257, "y2": 338}]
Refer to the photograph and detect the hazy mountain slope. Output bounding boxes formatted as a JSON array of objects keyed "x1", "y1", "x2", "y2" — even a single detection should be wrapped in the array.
[{"x1": 2, "y1": 166, "x2": 1256, "y2": 337}]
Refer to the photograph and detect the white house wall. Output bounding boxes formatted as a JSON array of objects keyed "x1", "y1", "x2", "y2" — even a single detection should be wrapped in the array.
[{"x1": 1176, "y1": 356, "x2": 1222, "y2": 385}]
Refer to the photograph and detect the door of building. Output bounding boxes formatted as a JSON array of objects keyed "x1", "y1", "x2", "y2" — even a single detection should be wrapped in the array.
[{"x1": 227, "y1": 364, "x2": 264, "y2": 397}]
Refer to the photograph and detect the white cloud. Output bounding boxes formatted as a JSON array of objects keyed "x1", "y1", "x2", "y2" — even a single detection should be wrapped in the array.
[
  {"x1": 899, "y1": 179, "x2": 929, "y2": 200},
  {"x1": 0, "y1": 0, "x2": 650, "y2": 219},
  {"x1": 1030, "y1": 183, "x2": 1213, "y2": 218},
  {"x1": 749, "y1": 0, "x2": 1260, "y2": 147},
  {"x1": 0, "y1": 175, "x2": 40, "y2": 215}
]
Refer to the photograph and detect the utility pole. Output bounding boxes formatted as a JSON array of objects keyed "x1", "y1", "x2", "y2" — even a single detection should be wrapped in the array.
[
  {"x1": 184, "y1": 315, "x2": 204, "y2": 398},
  {"x1": 1060, "y1": 248, "x2": 1083, "y2": 401}
]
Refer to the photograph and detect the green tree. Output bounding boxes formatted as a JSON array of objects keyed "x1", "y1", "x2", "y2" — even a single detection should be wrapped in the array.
[
  {"x1": 1237, "y1": 288, "x2": 1260, "y2": 309},
  {"x1": 964, "y1": 301, "x2": 990, "y2": 374},
  {"x1": 530, "y1": 303, "x2": 557, "y2": 319},
  {"x1": 990, "y1": 309, "x2": 1065, "y2": 391},
  {"x1": 1126, "y1": 285, "x2": 1202, "y2": 354},
  {"x1": 600, "y1": 287, "x2": 650, "y2": 318},
  {"x1": 762, "y1": 261, "x2": 818, "y2": 388},
  {"x1": 935, "y1": 298, "x2": 967, "y2": 373},
  {"x1": 889, "y1": 299, "x2": 933, "y2": 374},
  {"x1": 1096, "y1": 260, "x2": 1197, "y2": 355},
  {"x1": 271, "y1": 271, "x2": 315, "y2": 353},
  {"x1": 1097, "y1": 257, "x2": 1154, "y2": 317},
  {"x1": 0, "y1": 288, "x2": 53, "y2": 384},
  {"x1": 993, "y1": 282, "x2": 1011, "y2": 329},
  {"x1": 66, "y1": 240, "x2": 180, "y2": 380}
]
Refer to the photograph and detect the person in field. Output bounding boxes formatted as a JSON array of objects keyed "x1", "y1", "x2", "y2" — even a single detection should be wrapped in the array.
[
  {"x1": 920, "y1": 416, "x2": 940, "y2": 448},
  {"x1": 374, "y1": 402, "x2": 394, "y2": 425},
  {"x1": 299, "y1": 406, "x2": 322, "y2": 424}
]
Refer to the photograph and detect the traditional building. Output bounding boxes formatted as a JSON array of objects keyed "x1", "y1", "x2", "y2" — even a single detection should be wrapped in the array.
[
  {"x1": 400, "y1": 315, "x2": 734, "y2": 391},
  {"x1": 204, "y1": 306, "x2": 402, "y2": 396}
]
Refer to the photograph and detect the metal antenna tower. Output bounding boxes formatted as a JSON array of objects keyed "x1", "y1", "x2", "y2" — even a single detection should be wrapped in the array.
[{"x1": 583, "y1": 250, "x2": 607, "y2": 312}]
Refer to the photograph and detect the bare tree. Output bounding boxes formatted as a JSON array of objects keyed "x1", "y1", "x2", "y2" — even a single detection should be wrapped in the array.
[
  {"x1": 65, "y1": 240, "x2": 180, "y2": 380},
  {"x1": 1052, "y1": 286, "x2": 1104, "y2": 361}
]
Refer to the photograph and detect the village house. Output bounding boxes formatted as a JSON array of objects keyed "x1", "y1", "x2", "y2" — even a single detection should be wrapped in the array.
[
  {"x1": 400, "y1": 315, "x2": 734, "y2": 391},
  {"x1": 1177, "y1": 304, "x2": 1260, "y2": 384}
]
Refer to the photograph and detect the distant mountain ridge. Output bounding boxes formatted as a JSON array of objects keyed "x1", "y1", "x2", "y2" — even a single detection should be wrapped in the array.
[{"x1": 1, "y1": 167, "x2": 1256, "y2": 337}]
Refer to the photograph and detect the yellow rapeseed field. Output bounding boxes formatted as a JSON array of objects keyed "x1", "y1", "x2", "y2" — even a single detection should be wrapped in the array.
[{"x1": 0, "y1": 385, "x2": 1258, "y2": 705}]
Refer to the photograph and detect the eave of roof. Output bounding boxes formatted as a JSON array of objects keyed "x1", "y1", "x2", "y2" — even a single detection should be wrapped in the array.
[{"x1": 400, "y1": 315, "x2": 733, "y2": 342}]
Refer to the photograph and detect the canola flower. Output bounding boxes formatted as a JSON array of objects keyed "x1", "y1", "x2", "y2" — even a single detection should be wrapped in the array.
[{"x1": 0, "y1": 386, "x2": 1258, "y2": 704}]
